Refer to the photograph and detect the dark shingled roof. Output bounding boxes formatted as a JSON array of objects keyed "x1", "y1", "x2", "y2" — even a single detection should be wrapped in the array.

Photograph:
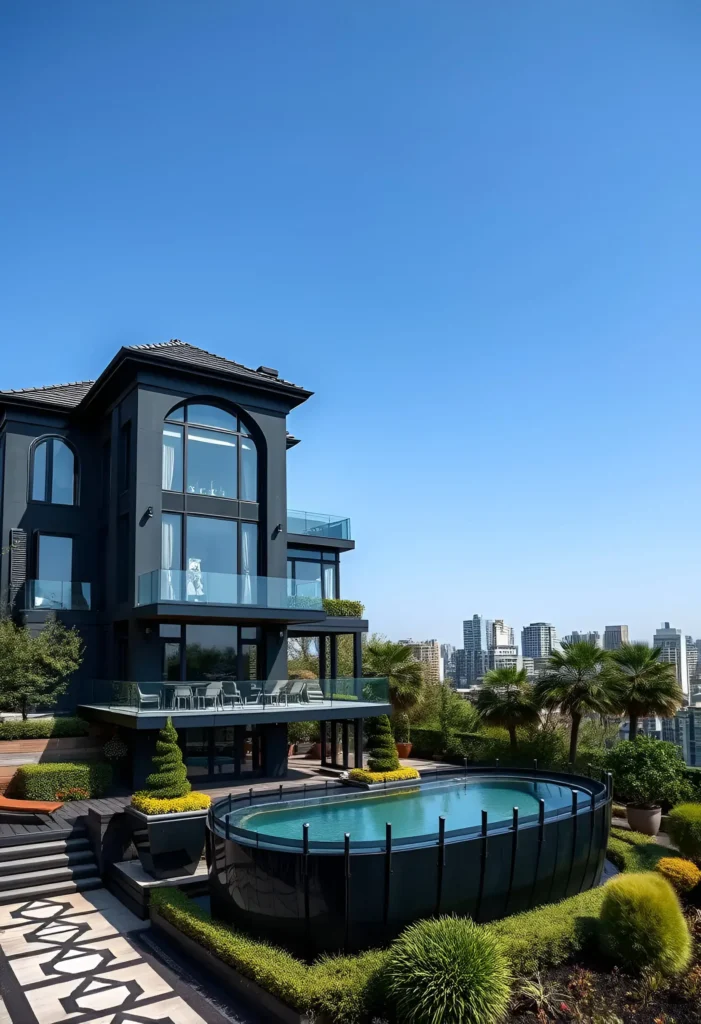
[
  {"x1": 0, "y1": 340, "x2": 308, "y2": 410},
  {"x1": 0, "y1": 380, "x2": 95, "y2": 408}
]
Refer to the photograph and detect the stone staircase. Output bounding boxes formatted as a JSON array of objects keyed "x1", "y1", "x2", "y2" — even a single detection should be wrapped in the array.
[{"x1": 0, "y1": 827, "x2": 101, "y2": 904}]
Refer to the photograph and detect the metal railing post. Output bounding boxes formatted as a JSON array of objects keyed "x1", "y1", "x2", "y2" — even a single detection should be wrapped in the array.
[
  {"x1": 565, "y1": 789, "x2": 579, "y2": 897},
  {"x1": 476, "y1": 809, "x2": 488, "y2": 922},
  {"x1": 303, "y1": 822, "x2": 311, "y2": 957},
  {"x1": 344, "y1": 833, "x2": 351, "y2": 953},
  {"x1": 383, "y1": 822, "x2": 393, "y2": 929},
  {"x1": 529, "y1": 798, "x2": 546, "y2": 909},
  {"x1": 504, "y1": 806, "x2": 518, "y2": 916},
  {"x1": 436, "y1": 816, "x2": 446, "y2": 915}
]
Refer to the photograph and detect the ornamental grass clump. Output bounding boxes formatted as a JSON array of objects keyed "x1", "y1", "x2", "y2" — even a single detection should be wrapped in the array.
[
  {"x1": 385, "y1": 916, "x2": 512, "y2": 1024},
  {"x1": 598, "y1": 872, "x2": 691, "y2": 976},
  {"x1": 655, "y1": 856, "x2": 701, "y2": 894},
  {"x1": 667, "y1": 803, "x2": 701, "y2": 861},
  {"x1": 365, "y1": 715, "x2": 400, "y2": 773}
]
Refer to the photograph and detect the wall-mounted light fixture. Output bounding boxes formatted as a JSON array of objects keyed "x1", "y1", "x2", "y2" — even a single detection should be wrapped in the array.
[
  {"x1": 146, "y1": 506, "x2": 154, "y2": 519},
  {"x1": 273, "y1": 523, "x2": 282, "y2": 537}
]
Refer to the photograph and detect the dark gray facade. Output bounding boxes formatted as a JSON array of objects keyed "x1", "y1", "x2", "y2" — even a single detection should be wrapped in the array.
[{"x1": 0, "y1": 341, "x2": 390, "y2": 786}]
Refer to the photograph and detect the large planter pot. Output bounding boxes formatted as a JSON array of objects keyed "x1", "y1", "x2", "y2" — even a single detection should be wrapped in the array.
[
  {"x1": 126, "y1": 805, "x2": 208, "y2": 880},
  {"x1": 626, "y1": 804, "x2": 662, "y2": 836},
  {"x1": 395, "y1": 742, "x2": 412, "y2": 758}
]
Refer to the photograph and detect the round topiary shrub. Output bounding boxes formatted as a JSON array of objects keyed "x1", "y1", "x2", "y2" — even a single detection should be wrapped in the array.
[
  {"x1": 365, "y1": 715, "x2": 400, "y2": 773},
  {"x1": 667, "y1": 803, "x2": 701, "y2": 861},
  {"x1": 143, "y1": 718, "x2": 191, "y2": 799},
  {"x1": 598, "y1": 872, "x2": 691, "y2": 976},
  {"x1": 655, "y1": 856, "x2": 701, "y2": 894},
  {"x1": 385, "y1": 916, "x2": 512, "y2": 1024}
]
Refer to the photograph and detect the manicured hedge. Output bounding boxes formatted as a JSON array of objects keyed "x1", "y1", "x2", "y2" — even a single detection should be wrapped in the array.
[
  {"x1": 606, "y1": 828, "x2": 679, "y2": 873},
  {"x1": 15, "y1": 762, "x2": 112, "y2": 800},
  {"x1": 667, "y1": 803, "x2": 701, "y2": 860},
  {"x1": 349, "y1": 767, "x2": 420, "y2": 784},
  {"x1": 0, "y1": 717, "x2": 89, "y2": 740},
  {"x1": 131, "y1": 792, "x2": 211, "y2": 815},
  {"x1": 150, "y1": 888, "x2": 387, "y2": 1023},
  {"x1": 322, "y1": 599, "x2": 364, "y2": 618}
]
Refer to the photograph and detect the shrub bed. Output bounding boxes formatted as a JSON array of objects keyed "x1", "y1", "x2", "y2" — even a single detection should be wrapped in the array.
[
  {"x1": 0, "y1": 717, "x2": 89, "y2": 740},
  {"x1": 656, "y1": 856, "x2": 701, "y2": 893},
  {"x1": 322, "y1": 599, "x2": 364, "y2": 618},
  {"x1": 348, "y1": 767, "x2": 419, "y2": 784},
  {"x1": 131, "y1": 792, "x2": 211, "y2": 815},
  {"x1": 15, "y1": 762, "x2": 112, "y2": 800}
]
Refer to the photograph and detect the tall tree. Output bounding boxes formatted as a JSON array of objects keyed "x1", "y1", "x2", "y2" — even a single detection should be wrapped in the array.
[
  {"x1": 535, "y1": 641, "x2": 615, "y2": 764},
  {"x1": 364, "y1": 636, "x2": 425, "y2": 717},
  {"x1": 608, "y1": 643, "x2": 684, "y2": 740},
  {"x1": 477, "y1": 666, "x2": 541, "y2": 751},
  {"x1": 0, "y1": 616, "x2": 83, "y2": 720}
]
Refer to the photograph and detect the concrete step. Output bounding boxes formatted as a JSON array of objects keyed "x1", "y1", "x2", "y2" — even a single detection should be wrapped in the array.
[
  {"x1": 0, "y1": 836, "x2": 90, "y2": 861},
  {"x1": 0, "y1": 862, "x2": 98, "y2": 892},
  {"x1": 0, "y1": 826, "x2": 86, "y2": 849},
  {"x1": 0, "y1": 875, "x2": 102, "y2": 905},
  {"x1": 0, "y1": 849, "x2": 95, "y2": 875}
]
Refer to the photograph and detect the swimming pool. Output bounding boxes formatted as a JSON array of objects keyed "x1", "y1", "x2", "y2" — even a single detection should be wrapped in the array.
[
  {"x1": 207, "y1": 767, "x2": 612, "y2": 955},
  {"x1": 230, "y1": 776, "x2": 592, "y2": 846}
]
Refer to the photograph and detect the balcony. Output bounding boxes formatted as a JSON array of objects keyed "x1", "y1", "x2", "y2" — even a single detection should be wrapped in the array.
[
  {"x1": 23, "y1": 580, "x2": 92, "y2": 611},
  {"x1": 136, "y1": 569, "x2": 324, "y2": 619},
  {"x1": 78, "y1": 676, "x2": 391, "y2": 724},
  {"x1": 287, "y1": 509, "x2": 351, "y2": 541}
]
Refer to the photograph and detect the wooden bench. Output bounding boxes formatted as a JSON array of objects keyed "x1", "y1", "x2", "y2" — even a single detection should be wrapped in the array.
[{"x1": 0, "y1": 795, "x2": 63, "y2": 822}]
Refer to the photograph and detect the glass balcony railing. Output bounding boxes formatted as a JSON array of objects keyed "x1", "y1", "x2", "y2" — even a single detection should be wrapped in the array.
[
  {"x1": 25, "y1": 580, "x2": 92, "y2": 611},
  {"x1": 79, "y1": 676, "x2": 390, "y2": 712},
  {"x1": 287, "y1": 509, "x2": 351, "y2": 540},
  {"x1": 137, "y1": 569, "x2": 323, "y2": 610}
]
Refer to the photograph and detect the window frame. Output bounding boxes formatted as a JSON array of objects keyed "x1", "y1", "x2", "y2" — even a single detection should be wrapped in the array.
[
  {"x1": 28, "y1": 436, "x2": 79, "y2": 506},
  {"x1": 34, "y1": 531, "x2": 74, "y2": 582},
  {"x1": 287, "y1": 550, "x2": 338, "y2": 600},
  {"x1": 162, "y1": 402, "x2": 257, "y2": 502},
  {"x1": 161, "y1": 511, "x2": 260, "y2": 582}
]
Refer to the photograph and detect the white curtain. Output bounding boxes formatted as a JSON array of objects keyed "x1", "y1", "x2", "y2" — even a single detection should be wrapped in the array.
[
  {"x1": 241, "y1": 525, "x2": 252, "y2": 604},
  {"x1": 240, "y1": 439, "x2": 257, "y2": 501},
  {"x1": 161, "y1": 518, "x2": 175, "y2": 600},
  {"x1": 162, "y1": 432, "x2": 176, "y2": 490}
]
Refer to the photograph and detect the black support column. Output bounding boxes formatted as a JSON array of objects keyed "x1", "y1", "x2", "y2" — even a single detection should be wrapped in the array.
[
  {"x1": 353, "y1": 631, "x2": 363, "y2": 679},
  {"x1": 320, "y1": 720, "x2": 328, "y2": 766},
  {"x1": 354, "y1": 719, "x2": 363, "y2": 769},
  {"x1": 342, "y1": 721, "x2": 350, "y2": 768},
  {"x1": 330, "y1": 634, "x2": 338, "y2": 680},
  {"x1": 330, "y1": 721, "x2": 338, "y2": 767}
]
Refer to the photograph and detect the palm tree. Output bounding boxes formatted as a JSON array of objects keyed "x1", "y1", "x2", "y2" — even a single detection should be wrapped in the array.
[
  {"x1": 364, "y1": 638, "x2": 425, "y2": 717},
  {"x1": 535, "y1": 641, "x2": 616, "y2": 764},
  {"x1": 607, "y1": 643, "x2": 684, "y2": 740},
  {"x1": 477, "y1": 666, "x2": 542, "y2": 751}
]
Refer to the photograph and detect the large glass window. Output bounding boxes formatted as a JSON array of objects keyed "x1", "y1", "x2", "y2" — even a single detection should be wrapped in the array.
[
  {"x1": 287, "y1": 548, "x2": 338, "y2": 600},
  {"x1": 185, "y1": 624, "x2": 238, "y2": 680},
  {"x1": 37, "y1": 534, "x2": 73, "y2": 581},
  {"x1": 162, "y1": 402, "x2": 258, "y2": 501},
  {"x1": 160, "y1": 512, "x2": 257, "y2": 604},
  {"x1": 31, "y1": 438, "x2": 77, "y2": 505}
]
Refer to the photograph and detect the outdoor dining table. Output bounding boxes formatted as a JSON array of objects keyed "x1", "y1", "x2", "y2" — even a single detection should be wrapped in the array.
[{"x1": 159, "y1": 682, "x2": 221, "y2": 709}]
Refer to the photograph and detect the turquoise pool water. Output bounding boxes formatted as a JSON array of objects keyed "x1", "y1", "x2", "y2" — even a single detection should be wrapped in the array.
[{"x1": 230, "y1": 778, "x2": 589, "y2": 844}]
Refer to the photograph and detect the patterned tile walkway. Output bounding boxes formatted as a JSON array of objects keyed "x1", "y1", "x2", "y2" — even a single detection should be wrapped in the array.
[{"x1": 0, "y1": 890, "x2": 253, "y2": 1024}]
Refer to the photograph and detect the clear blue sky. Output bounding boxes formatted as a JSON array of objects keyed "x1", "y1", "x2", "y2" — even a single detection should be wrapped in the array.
[{"x1": 2, "y1": 2, "x2": 700, "y2": 648}]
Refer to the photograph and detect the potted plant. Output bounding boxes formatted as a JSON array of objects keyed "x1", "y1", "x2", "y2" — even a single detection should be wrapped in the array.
[
  {"x1": 604, "y1": 736, "x2": 690, "y2": 836},
  {"x1": 394, "y1": 713, "x2": 412, "y2": 758},
  {"x1": 126, "y1": 718, "x2": 210, "y2": 879}
]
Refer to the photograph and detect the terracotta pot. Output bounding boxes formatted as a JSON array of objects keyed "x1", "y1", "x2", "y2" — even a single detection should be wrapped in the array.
[
  {"x1": 626, "y1": 804, "x2": 662, "y2": 836},
  {"x1": 395, "y1": 742, "x2": 412, "y2": 758}
]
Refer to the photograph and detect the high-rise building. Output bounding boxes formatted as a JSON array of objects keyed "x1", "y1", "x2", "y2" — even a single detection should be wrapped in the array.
[
  {"x1": 653, "y1": 623, "x2": 689, "y2": 696},
  {"x1": 562, "y1": 631, "x2": 601, "y2": 647},
  {"x1": 441, "y1": 643, "x2": 456, "y2": 682},
  {"x1": 521, "y1": 622, "x2": 557, "y2": 659},
  {"x1": 521, "y1": 656, "x2": 536, "y2": 678},
  {"x1": 454, "y1": 649, "x2": 468, "y2": 686},
  {"x1": 400, "y1": 639, "x2": 441, "y2": 683},
  {"x1": 662, "y1": 708, "x2": 701, "y2": 766},
  {"x1": 485, "y1": 618, "x2": 518, "y2": 671},
  {"x1": 686, "y1": 637, "x2": 698, "y2": 686},
  {"x1": 603, "y1": 625, "x2": 629, "y2": 651},
  {"x1": 463, "y1": 615, "x2": 488, "y2": 682}
]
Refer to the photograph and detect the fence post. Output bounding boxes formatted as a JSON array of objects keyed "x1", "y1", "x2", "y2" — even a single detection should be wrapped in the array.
[
  {"x1": 383, "y1": 823, "x2": 392, "y2": 927},
  {"x1": 436, "y1": 816, "x2": 446, "y2": 915},
  {"x1": 529, "y1": 798, "x2": 546, "y2": 909},
  {"x1": 303, "y1": 823, "x2": 310, "y2": 955},
  {"x1": 533, "y1": 759, "x2": 538, "y2": 774},
  {"x1": 279, "y1": 784, "x2": 283, "y2": 801},
  {"x1": 504, "y1": 806, "x2": 519, "y2": 916},
  {"x1": 463, "y1": 757, "x2": 468, "y2": 778},
  {"x1": 565, "y1": 789, "x2": 578, "y2": 897},
  {"x1": 249, "y1": 787, "x2": 253, "y2": 805},
  {"x1": 476, "y1": 809, "x2": 488, "y2": 922},
  {"x1": 344, "y1": 833, "x2": 351, "y2": 953},
  {"x1": 495, "y1": 758, "x2": 500, "y2": 769},
  {"x1": 581, "y1": 789, "x2": 597, "y2": 894}
]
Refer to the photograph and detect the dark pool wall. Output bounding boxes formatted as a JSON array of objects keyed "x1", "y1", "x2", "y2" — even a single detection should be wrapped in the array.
[{"x1": 208, "y1": 789, "x2": 611, "y2": 956}]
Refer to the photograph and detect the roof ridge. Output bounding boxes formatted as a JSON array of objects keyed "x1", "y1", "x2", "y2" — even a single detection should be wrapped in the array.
[
  {"x1": 128, "y1": 339, "x2": 301, "y2": 386},
  {"x1": 129, "y1": 340, "x2": 187, "y2": 351}
]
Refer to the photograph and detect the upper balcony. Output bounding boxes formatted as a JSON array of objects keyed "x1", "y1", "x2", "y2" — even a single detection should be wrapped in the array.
[
  {"x1": 287, "y1": 509, "x2": 352, "y2": 546},
  {"x1": 135, "y1": 569, "x2": 326, "y2": 624}
]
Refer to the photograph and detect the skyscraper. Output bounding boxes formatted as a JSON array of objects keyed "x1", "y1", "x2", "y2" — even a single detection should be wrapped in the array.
[
  {"x1": 400, "y1": 639, "x2": 441, "y2": 683},
  {"x1": 521, "y1": 622, "x2": 557, "y2": 659},
  {"x1": 463, "y1": 614, "x2": 488, "y2": 682},
  {"x1": 653, "y1": 623, "x2": 688, "y2": 696},
  {"x1": 441, "y1": 643, "x2": 456, "y2": 682},
  {"x1": 686, "y1": 637, "x2": 698, "y2": 687},
  {"x1": 486, "y1": 619, "x2": 518, "y2": 671},
  {"x1": 563, "y1": 631, "x2": 601, "y2": 647},
  {"x1": 603, "y1": 625, "x2": 629, "y2": 651},
  {"x1": 454, "y1": 649, "x2": 468, "y2": 687}
]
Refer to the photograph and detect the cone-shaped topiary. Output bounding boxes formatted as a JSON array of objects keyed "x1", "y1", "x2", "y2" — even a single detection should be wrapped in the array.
[
  {"x1": 386, "y1": 915, "x2": 512, "y2": 1024},
  {"x1": 598, "y1": 871, "x2": 691, "y2": 975},
  {"x1": 365, "y1": 715, "x2": 400, "y2": 773},
  {"x1": 143, "y1": 718, "x2": 191, "y2": 799}
]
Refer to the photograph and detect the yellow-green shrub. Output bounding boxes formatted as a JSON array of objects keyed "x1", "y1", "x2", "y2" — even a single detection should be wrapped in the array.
[
  {"x1": 131, "y1": 791, "x2": 211, "y2": 815},
  {"x1": 348, "y1": 767, "x2": 420, "y2": 784},
  {"x1": 668, "y1": 803, "x2": 701, "y2": 861},
  {"x1": 598, "y1": 872, "x2": 691, "y2": 975},
  {"x1": 655, "y1": 856, "x2": 701, "y2": 894}
]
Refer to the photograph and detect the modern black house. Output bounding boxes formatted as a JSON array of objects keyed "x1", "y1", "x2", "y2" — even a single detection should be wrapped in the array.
[{"x1": 0, "y1": 341, "x2": 390, "y2": 787}]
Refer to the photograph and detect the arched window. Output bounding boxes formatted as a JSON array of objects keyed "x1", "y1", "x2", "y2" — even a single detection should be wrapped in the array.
[
  {"x1": 162, "y1": 402, "x2": 258, "y2": 502},
  {"x1": 31, "y1": 438, "x2": 77, "y2": 505}
]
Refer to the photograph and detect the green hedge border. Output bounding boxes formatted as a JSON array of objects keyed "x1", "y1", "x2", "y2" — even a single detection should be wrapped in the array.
[
  {"x1": 0, "y1": 717, "x2": 90, "y2": 740},
  {"x1": 151, "y1": 826, "x2": 662, "y2": 1022},
  {"x1": 14, "y1": 762, "x2": 112, "y2": 800}
]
